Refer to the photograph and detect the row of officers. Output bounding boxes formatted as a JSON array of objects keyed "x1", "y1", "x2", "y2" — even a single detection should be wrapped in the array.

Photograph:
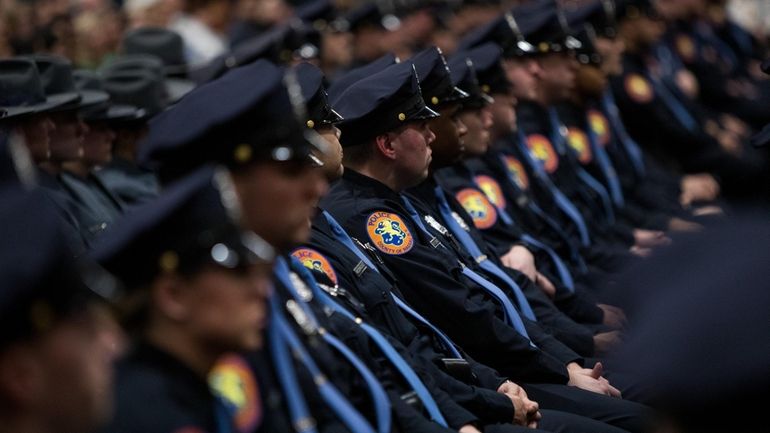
[{"x1": 1, "y1": 1, "x2": 769, "y2": 433}]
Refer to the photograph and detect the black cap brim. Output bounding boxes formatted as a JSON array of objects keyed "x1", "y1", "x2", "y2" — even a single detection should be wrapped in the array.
[{"x1": 409, "y1": 104, "x2": 440, "y2": 121}]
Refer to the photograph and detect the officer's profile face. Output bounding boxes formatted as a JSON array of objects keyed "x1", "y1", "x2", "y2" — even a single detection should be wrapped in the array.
[
  {"x1": 459, "y1": 105, "x2": 493, "y2": 156},
  {"x1": 231, "y1": 160, "x2": 328, "y2": 251},
  {"x1": 18, "y1": 114, "x2": 55, "y2": 163},
  {"x1": 82, "y1": 122, "x2": 116, "y2": 168},
  {"x1": 48, "y1": 110, "x2": 88, "y2": 163},
  {"x1": 315, "y1": 125, "x2": 344, "y2": 181},
  {"x1": 537, "y1": 52, "x2": 579, "y2": 102},
  {"x1": 488, "y1": 92, "x2": 518, "y2": 139},
  {"x1": 502, "y1": 58, "x2": 540, "y2": 101},
  {"x1": 595, "y1": 36, "x2": 625, "y2": 77},
  {"x1": 575, "y1": 63, "x2": 607, "y2": 98},
  {"x1": 427, "y1": 103, "x2": 468, "y2": 168},
  {"x1": 0, "y1": 304, "x2": 120, "y2": 433},
  {"x1": 386, "y1": 120, "x2": 435, "y2": 187},
  {"x1": 165, "y1": 262, "x2": 272, "y2": 351}
]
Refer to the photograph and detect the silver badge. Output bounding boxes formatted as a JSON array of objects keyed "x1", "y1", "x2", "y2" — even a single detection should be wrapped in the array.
[
  {"x1": 285, "y1": 300, "x2": 317, "y2": 335},
  {"x1": 451, "y1": 212, "x2": 471, "y2": 232},
  {"x1": 289, "y1": 272, "x2": 314, "y2": 302},
  {"x1": 424, "y1": 215, "x2": 449, "y2": 235}
]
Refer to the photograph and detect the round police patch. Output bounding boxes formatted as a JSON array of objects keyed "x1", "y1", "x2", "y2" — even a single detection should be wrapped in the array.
[
  {"x1": 588, "y1": 109, "x2": 611, "y2": 147},
  {"x1": 503, "y1": 156, "x2": 529, "y2": 190},
  {"x1": 366, "y1": 212, "x2": 414, "y2": 255},
  {"x1": 526, "y1": 134, "x2": 559, "y2": 173},
  {"x1": 475, "y1": 175, "x2": 507, "y2": 208},
  {"x1": 624, "y1": 74, "x2": 653, "y2": 104},
  {"x1": 291, "y1": 248, "x2": 338, "y2": 285},
  {"x1": 456, "y1": 188, "x2": 498, "y2": 229},
  {"x1": 210, "y1": 354, "x2": 262, "y2": 433},
  {"x1": 567, "y1": 128, "x2": 592, "y2": 164}
]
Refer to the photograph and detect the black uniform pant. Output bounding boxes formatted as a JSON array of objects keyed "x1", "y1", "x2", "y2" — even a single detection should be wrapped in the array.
[{"x1": 523, "y1": 383, "x2": 654, "y2": 433}]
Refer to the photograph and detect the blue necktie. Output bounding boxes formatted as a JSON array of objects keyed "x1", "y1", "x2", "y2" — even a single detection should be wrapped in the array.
[
  {"x1": 465, "y1": 165, "x2": 579, "y2": 291},
  {"x1": 291, "y1": 258, "x2": 449, "y2": 427},
  {"x1": 270, "y1": 294, "x2": 377, "y2": 433},
  {"x1": 585, "y1": 110, "x2": 625, "y2": 208},
  {"x1": 274, "y1": 258, "x2": 386, "y2": 433},
  {"x1": 400, "y1": 195, "x2": 535, "y2": 344},
  {"x1": 517, "y1": 129, "x2": 592, "y2": 247},
  {"x1": 643, "y1": 52, "x2": 699, "y2": 132},
  {"x1": 548, "y1": 108, "x2": 616, "y2": 225},
  {"x1": 433, "y1": 186, "x2": 537, "y2": 321},
  {"x1": 267, "y1": 297, "x2": 321, "y2": 433},
  {"x1": 601, "y1": 90, "x2": 646, "y2": 178},
  {"x1": 321, "y1": 210, "x2": 463, "y2": 358},
  {"x1": 213, "y1": 395, "x2": 235, "y2": 433}
]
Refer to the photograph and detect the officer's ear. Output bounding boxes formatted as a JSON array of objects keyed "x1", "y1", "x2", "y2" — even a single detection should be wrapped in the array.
[
  {"x1": 374, "y1": 133, "x2": 397, "y2": 160},
  {"x1": 0, "y1": 343, "x2": 46, "y2": 408},
  {"x1": 150, "y1": 273, "x2": 190, "y2": 323}
]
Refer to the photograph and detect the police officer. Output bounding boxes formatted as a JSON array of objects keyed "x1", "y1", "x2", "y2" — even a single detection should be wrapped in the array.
[
  {"x1": 323, "y1": 58, "x2": 652, "y2": 432},
  {"x1": 93, "y1": 166, "x2": 276, "y2": 433},
  {"x1": 0, "y1": 187, "x2": 121, "y2": 433}
]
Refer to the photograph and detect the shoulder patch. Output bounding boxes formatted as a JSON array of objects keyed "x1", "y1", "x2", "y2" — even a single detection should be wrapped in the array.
[
  {"x1": 566, "y1": 128, "x2": 593, "y2": 164},
  {"x1": 587, "y1": 109, "x2": 611, "y2": 147},
  {"x1": 502, "y1": 156, "x2": 529, "y2": 190},
  {"x1": 624, "y1": 74, "x2": 654, "y2": 104},
  {"x1": 366, "y1": 211, "x2": 414, "y2": 255},
  {"x1": 292, "y1": 248, "x2": 338, "y2": 285},
  {"x1": 525, "y1": 134, "x2": 559, "y2": 173},
  {"x1": 210, "y1": 354, "x2": 262, "y2": 433},
  {"x1": 456, "y1": 188, "x2": 498, "y2": 229},
  {"x1": 474, "y1": 175, "x2": 507, "y2": 208}
]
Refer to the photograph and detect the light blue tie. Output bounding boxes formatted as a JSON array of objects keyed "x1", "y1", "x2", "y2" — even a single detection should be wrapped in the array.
[
  {"x1": 517, "y1": 129, "x2": 592, "y2": 247},
  {"x1": 601, "y1": 90, "x2": 646, "y2": 178},
  {"x1": 274, "y1": 258, "x2": 386, "y2": 433},
  {"x1": 270, "y1": 296, "x2": 375, "y2": 433},
  {"x1": 548, "y1": 108, "x2": 616, "y2": 225},
  {"x1": 291, "y1": 257, "x2": 449, "y2": 427},
  {"x1": 321, "y1": 210, "x2": 463, "y2": 358},
  {"x1": 585, "y1": 110, "x2": 625, "y2": 208},
  {"x1": 433, "y1": 185, "x2": 537, "y2": 321},
  {"x1": 267, "y1": 296, "x2": 323, "y2": 433},
  {"x1": 400, "y1": 195, "x2": 535, "y2": 345}
]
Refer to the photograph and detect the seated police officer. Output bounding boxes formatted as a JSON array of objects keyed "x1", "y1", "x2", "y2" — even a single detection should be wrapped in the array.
[
  {"x1": 322, "y1": 57, "x2": 651, "y2": 432},
  {"x1": 296, "y1": 59, "x2": 644, "y2": 433},
  {"x1": 93, "y1": 166, "x2": 276, "y2": 433},
  {"x1": 0, "y1": 187, "x2": 121, "y2": 433}
]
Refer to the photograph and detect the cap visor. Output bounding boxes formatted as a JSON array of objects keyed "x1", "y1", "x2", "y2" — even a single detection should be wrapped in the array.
[{"x1": 410, "y1": 104, "x2": 440, "y2": 120}]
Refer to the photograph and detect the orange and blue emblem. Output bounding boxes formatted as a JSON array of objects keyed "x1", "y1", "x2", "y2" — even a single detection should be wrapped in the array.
[
  {"x1": 526, "y1": 134, "x2": 559, "y2": 174},
  {"x1": 291, "y1": 248, "x2": 338, "y2": 285},
  {"x1": 456, "y1": 188, "x2": 498, "y2": 229},
  {"x1": 475, "y1": 175, "x2": 506, "y2": 208},
  {"x1": 567, "y1": 128, "x2": 592, "y2": 164},
  {"x1": 210, "y1": 354, "x2": 262, "y2": 433},
  {"x1": 624, "y1": 74, "x2": 654, "y2": 104},
  {"x1": 366, "y1": 211, "x2": 414, "y2": 255},
  {"x1": 587, "y1": 109, "x2": 611, "y2": 147},
  {"x1": 503, "y1": 156, "x2": 529, "y2": 190}
]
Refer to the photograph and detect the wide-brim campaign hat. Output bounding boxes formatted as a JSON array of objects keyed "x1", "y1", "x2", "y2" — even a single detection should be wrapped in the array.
[
  {"x1": 24, "y1": 54, "x2": 109, "y2": 111},
  {"x1": 101, "y1": 54, "x2": 194, "y2": 103},
  {"x1": 122, "y1": 27, "x2": 188, "y2": 77},
  {"x1": 0, "y1": 58, "x2": 80, "y2": 120},
  {"x1": 73, "y1": 69, "x2": 146, "y2": 123}
]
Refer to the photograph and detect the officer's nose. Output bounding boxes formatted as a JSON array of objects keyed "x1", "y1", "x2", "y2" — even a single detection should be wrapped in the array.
[{"x1": 456, "y1": 117, "x2": 468, "y2": 137}]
